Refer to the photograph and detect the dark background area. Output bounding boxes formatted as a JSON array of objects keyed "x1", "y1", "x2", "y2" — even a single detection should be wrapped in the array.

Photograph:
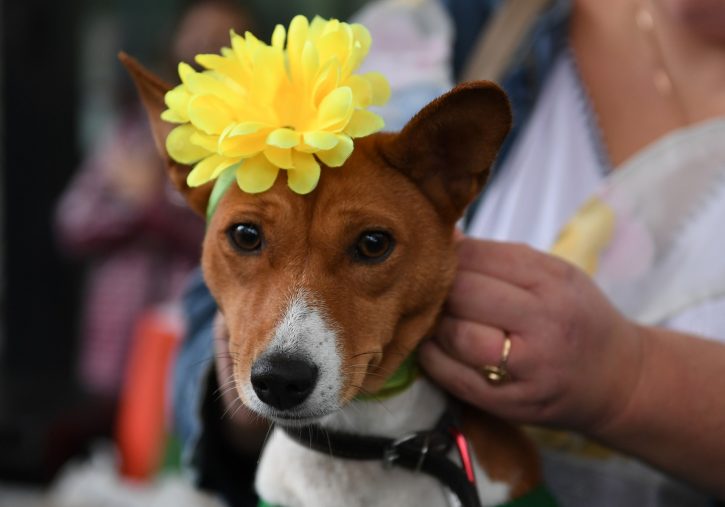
[
  {"x1": 2, "y1": 0, "x2": 84, "y2": 482},
  {"x1": 0, "y1": 0, "x2": 367, "y2": 485}
]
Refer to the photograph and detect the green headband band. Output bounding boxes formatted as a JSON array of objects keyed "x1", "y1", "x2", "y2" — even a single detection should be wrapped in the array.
[{"x1": 205, "y1": 164, "x2": 239, "y2": 222}]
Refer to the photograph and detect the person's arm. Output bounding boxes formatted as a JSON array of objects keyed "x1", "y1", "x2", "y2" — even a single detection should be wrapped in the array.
[
  {"x1": 418, "y1": 237, "x2": 725, "y2": 498},
  {"x1": 590, "y1": 324, "x2": 725, "y2": 497}
]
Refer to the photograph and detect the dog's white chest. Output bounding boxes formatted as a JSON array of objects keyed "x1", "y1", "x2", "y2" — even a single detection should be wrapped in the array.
[{"x1": 255, "y1": 429, "x2": 450, "y2": 507}]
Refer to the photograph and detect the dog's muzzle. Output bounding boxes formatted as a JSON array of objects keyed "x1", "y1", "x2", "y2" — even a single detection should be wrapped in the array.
[{"x1": 251, "y1": 352, "x2": 319, "y2": 410}]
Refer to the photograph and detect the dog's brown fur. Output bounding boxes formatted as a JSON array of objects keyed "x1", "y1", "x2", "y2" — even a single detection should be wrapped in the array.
[{"x1": 122, "y1": 52, "x2": 541, "y2": 500}]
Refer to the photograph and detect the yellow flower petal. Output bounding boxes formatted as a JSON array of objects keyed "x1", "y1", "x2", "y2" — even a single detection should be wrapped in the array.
[
  {"x1": 288, "y1": 152, "x2": 321, "y2": 194},
  {"x1": 187, "y1": 154, "x2": 234, "y2": 187},
  {"x1": 190, "y1": 131, "x2": 218, "y2": 152},
  {"x1": 166, "y1": 125, "x2": 211, "y2": 164},
  {"x1": 162, "y1": 15, "x2": 389, "y2": 198},
  {"x1": 312, "y1": 60, "x2": 341, "y2": 105},
  {"x1": 314, "y1": 87, "x2": 353, "y2": 131},
  {"x1": 267, "y1": 128, "x2": 300, "y2": 148},
  {"x1": 264, "y1": 146, "x2": 294, "y2": 169},
  {"x1": 347, "y1": 25, "x2": 371, "y2": 72},
  {"x1": 188, "y1": 95, "x2": 236, "y2": 135},
  {"x1": 195, "y1": 53, "x2": 224, "y2": 70},
  {"x1": 363, "y1": 72, "x2": 391, "y2": 106},
  {"x1": 345, "y1": 75, "x2": 372, "y2": 108},
  {"x1": 344, "y1": 109, "x2": 384, "y2": 138},
  {"x1": 228, "y1": 122, "x2": 266, "y2": 137},
  {"x1": 161, "y1": 109, "x2": 186, "y2": 123},
  {"x1": 287, "y1": 15, "x2": 309, "y2": 82},
  {"x1": 178, "y1": 62, "x2": 195, "y2": 85},
  {"x1": 308, "y1": 16, "x2": 327, "y2": 40},
  {"x1": 185, "y1": 72, "x2": 244, "y2": 110},
  {"x1": 287, "y1": 15, "x2": 308, "y2": 50},
  {"x1": 164, "y1": 85, "x2": 191, "y2": 122},
  {"x1": 249, "y1": 44, "x2": 286, "y2": 106},
  {"x1": 316, "y1": 135, "x2": 353, "y2": 167},
  {"x1": 300, "y1": 40, "x2": 320, "y2": 90},
  {"x1": 236, "y1": 154, "x2": 280, "y2": 193},
  {"x1": 219, "y1": 131, "x2": 267, "y2": 158},
  {"x1": 317, "y1": 22, "x2": 350, "y2": 69},
  {"x1": 271, "y1": 24, "x2": 286, "y2": 49},
  {"x1": 195, "y1": 53, "x2": 246, "y2": 84},
  {"x1": 303, "y1": 131, "x2": 339, "y2": 150},
  {"x1": 351, "y1": 24, "x2": 371, "y2": 54}
]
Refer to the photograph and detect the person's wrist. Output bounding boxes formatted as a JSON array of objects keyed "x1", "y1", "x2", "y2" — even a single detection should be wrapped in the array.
[{"x1": 586, "y1": 321, "x2": 649, "y2": 442}]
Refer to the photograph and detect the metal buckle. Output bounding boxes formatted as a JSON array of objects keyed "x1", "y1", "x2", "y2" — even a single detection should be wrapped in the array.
[{"x1": 382, "y1": 432, "x2": 431, "y2": 472}]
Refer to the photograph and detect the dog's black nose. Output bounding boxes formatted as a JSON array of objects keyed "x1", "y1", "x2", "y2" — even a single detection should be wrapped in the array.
[{"x1": 251, "y1": 353, "x2": 318, "y2": 410}]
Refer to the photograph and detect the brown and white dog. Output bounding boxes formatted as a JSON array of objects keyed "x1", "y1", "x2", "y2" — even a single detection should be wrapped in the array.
[{"x1": 122, "y1": 54, "x2": 542, "y2": 507}]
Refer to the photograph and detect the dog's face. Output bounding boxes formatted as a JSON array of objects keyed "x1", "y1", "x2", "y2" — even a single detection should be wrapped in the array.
[
  {"x1": 123, "y1": 55, "x2": 511, "y2": 425},
  {"x1": 203, "y1": 135, "x2": 464, "y2": 423}
]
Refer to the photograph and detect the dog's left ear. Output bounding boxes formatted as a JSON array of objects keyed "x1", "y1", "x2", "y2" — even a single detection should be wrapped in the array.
[
  {"x1": 118, "y1": 52, "x2": 212, "y2": 216},
  {"x1": 381, "y1": 81, "x2": 511, "y2": 223}
]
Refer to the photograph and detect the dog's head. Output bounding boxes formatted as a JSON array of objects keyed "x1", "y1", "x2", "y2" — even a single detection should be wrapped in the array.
[{"x1": 123, "y1": 55, "x2": 510, "y2": 425}]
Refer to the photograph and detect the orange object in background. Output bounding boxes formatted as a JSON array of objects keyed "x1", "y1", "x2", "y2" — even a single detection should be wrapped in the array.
[{"x1": 115, "y1": 306, "x2": 183, "y2": 480}]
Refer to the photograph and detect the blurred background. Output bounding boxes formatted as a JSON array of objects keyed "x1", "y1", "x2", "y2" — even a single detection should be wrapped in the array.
[{"x1": 0, "y1": 0, "x2": 370, "y2": 503}]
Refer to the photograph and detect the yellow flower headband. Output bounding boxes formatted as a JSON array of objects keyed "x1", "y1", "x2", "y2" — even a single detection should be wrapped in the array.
[{"x1": 162, "y1": 15, "x2": 391, "y2": 196}]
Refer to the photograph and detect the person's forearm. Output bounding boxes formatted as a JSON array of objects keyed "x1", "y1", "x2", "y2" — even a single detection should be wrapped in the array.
[{"x1": 590, "y1": 325, "x2": 725, "y2": 498}]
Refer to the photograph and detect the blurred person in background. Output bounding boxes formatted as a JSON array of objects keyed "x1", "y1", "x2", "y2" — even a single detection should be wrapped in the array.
[
  {"x1": 55, "y1": 0, "x2": 253, "y2": 410},
  {"x1": 418, "y1": 0, "x2": 725, "y2": 505}
]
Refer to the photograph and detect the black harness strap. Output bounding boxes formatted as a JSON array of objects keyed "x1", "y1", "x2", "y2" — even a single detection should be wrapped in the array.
[{"x1": 281, "y1": 410, "x2": 482, "y2": 507}]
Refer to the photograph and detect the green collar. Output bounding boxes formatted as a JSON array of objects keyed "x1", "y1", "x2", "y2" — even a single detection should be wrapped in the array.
[
  {"x1": 205, "y1": 164, "x2": 238, "y2": 222},
  {"x1": 355, "y1": 354, "x2": 419, "y2": 402}
]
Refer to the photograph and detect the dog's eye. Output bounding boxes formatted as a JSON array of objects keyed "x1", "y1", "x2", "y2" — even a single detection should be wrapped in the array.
[
  {"x1": 228, "y1": 223, "x2": 263, "y2": 253},
  {"x1": 353, "y1": 231, "x2": 394, "y2": 263}
]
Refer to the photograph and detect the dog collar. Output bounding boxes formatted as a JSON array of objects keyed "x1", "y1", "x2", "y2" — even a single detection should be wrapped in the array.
[
  {"x1": 280, "y1": 408, "x2": 484, "y2": 507},
  {"x1": 355, "y1": 354, "x2": 419, "y2": 401}
]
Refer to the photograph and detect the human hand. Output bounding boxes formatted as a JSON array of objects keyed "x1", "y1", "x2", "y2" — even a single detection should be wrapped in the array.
[{"x1": 419, "y1": 238, "x2": 645, "y2": 434}]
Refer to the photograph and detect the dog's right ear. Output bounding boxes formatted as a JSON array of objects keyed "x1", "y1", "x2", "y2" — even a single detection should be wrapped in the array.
[
  {"x1": 119, "y1": 52, "x2": 211, "y2": 216},
  {"x1": 380, "y1": 81, "x2": 511, "y2": 224}
]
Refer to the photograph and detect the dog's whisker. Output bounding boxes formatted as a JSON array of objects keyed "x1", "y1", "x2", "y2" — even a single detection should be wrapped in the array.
[
  {"x1": 343, "y1": 367, "x2": 392, "y2": 378},
  {"x1": 216, "y1": 380, "x2": 237, "y2": 391},
  {"x1": 227, "y1": 399, "x2": 249, "y2": 421},
  {"x1": 212, "y1": 374, "x2": 238, "y2": 396},
  {"x1": 345, "y1": 361, "x2": 396, "y2": 373},
  {"x1": 344, "y1": 365, "x2": 395, "y2": 377},
  {"x1": 215, "y1": 352, "x2": 240, "y2": 360},
  {"x1": 349, "y1": 350, "x2": 382, "y2": 360},
  {"x1": 324, "y1": 428, "x2": 334, "y2": 459},
  {"x1": 213, "y1": 384, "x2": 236, "y2": 397},
  {"x1": 213, "y1": 385, "x2": 240, "y2": 402},
  {"x1": 260, "y1": 421, "x2": 275, "y2": 453},
  {"x1": 215, "y1": 377, "x2": 238, "y2": 390},
  {"x1": 221, "y1": 397, "x2": 243, "y2": 420}
]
